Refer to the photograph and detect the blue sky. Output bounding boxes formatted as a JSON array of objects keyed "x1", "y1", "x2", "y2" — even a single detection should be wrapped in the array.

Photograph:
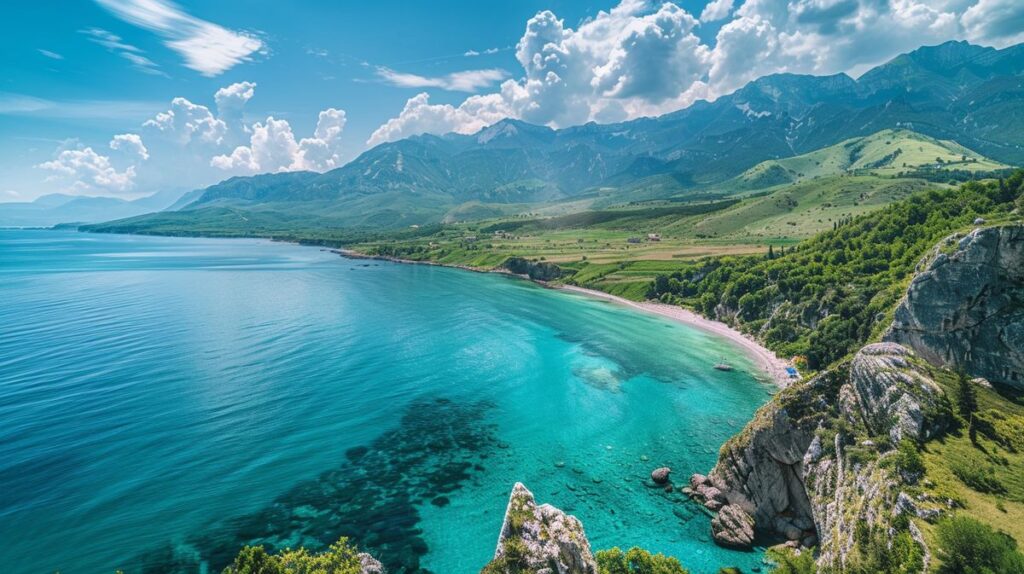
[{"x1": 2, "y1": 0, "x2": 1022, "y2": 202}]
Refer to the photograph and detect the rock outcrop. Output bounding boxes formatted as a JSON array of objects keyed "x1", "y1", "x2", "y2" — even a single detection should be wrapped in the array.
[
  {"x1": 482, "y1": 483, "x2": 598, "y2": 574},
  {"x1": 886, "y1": 225, "x2": 1024, "y2": 389},
  {"x1": 690, "y1": 343, "x2": 948, "y2": 568},
  {"x1": 358, "y1": 553, "x2": 386, "y2": 574},
  {"x1": 711, "y1": 505, "x2": 755, "y2": 548}
]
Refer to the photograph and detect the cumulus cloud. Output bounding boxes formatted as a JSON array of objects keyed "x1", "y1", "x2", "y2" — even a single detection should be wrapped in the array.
[
  {"x1": 110, "y1": 133, "x2": 149, "y2": 160},
  {"x1": 368, "y1": 0, "x2": 1024, "y2": 144},
  {"x1": 94, "y1": 0, "x2": 263, "y2": 76},
  {"x1": 367, "y1": 92, "x2": 511, "y2": 146},
  {"x1": 962, "y1": 0, "x2": 1024, "y2": 47},
  {"x1": 37, "y1": 146, "x2": 137, "y2": 193},
  {"x1": 144, "y1": 97, "x2": 227, "y2": 145},
  {"x1": 701, "y1": 0, "x2": 735, "y2": 22},
  {"x1": 212, "y1": 108, "x2": 348, "y2": 173},
  {"x1": 375, "y1": 67, "x2": 510, "y2": 92}
]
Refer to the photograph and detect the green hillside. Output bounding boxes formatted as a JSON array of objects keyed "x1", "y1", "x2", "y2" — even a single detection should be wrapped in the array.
[{"x1": 730, "y1": 129, "x2": 1005, "y2": 191}]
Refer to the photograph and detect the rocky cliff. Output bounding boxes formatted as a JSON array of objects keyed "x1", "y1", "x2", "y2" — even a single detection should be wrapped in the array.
[
  {"x1": 482, "y1": 483, "x2": 598, "y2": 574},
  {"x1": 689, "y1": 343, "x2": 948, "y2": 569},
  {"x1": 885, "y1": 225, "x2": 1024, "y2": 390}
]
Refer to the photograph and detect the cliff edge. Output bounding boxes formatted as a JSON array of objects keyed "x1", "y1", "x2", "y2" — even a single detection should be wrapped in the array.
[{"x1": 886, "y1": 225, "x2": 1024, "y2": 390}]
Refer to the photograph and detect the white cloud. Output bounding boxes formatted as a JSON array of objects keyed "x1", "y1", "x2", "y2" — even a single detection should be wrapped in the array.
[
  {"x1": 369, "y1": 1, "x2": 712, "y2": 141},
  {"x1": 367, "y1": 92, "x2": 511, "y2": 146},
  {"x1": 962, "y1": 0, "x2": 1024, "y2": 47},
  {"x1": 94, "y1": 0, "x2": 263, "y2": 76},
  {"x1": 376, "y1": 67, "x2": 510, "y2": 92},
  {"x1": 212, "y1": 108, "x2": 348, "y2": 173},
  {"x1": 81, "y1": 27, "x2": 165, "y2": 75},
  {"x1": 38, "y1": 49, "x2": 64, "y2": 60},
  {"x1": 144, "y1": 97, "x2": 227, "y2": 145},
  {"x1": 464, "y1": 49, "x2": 481, "y2": 57},
  {"x1": 701, "y1": 0, "x2": 735, "y2": 22},
  {"x1": 213, "y1": 81, "x2": 257, "y2": 133},
  {"x1": 298, "y1": 108, "x2": 347, "y2": 170},
  {"x1": 110, "y1": 133, "x2": 149, "y2": 160},
  {"x1": 37, "y1": 146, "x2": 137, "y2": 193}
]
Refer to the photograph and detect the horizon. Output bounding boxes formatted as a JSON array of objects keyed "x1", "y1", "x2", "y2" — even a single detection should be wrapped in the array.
[{"x1": 3, "y1": 0, "x2": 1024, "y2": 203}]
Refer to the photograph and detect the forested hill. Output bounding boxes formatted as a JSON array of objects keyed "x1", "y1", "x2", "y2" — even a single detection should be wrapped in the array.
[{"x1": 647, "y1": 171, "x2": 1024, "y2": 370}]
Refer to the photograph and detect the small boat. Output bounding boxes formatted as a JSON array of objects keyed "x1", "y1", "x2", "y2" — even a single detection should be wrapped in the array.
[{"x1": 713, "y1": 358, "x2": 733, "y2": 371}]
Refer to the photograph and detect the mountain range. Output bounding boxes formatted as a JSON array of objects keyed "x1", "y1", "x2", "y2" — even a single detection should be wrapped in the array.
[
  {"x1": 0, "y1": 189, "x2": 191, "y2": 228},
  {"x1": 79, "y1": 40, "x2": 1024, "y2": 232}
]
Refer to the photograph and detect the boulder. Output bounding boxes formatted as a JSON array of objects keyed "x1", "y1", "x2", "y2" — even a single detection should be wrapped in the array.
[
  {"x1": 711, "y1": 505, "x2": 756, "y2": 548},
  {"x1": 651, "y1": 467, "x2": 671, "y2": 484}
]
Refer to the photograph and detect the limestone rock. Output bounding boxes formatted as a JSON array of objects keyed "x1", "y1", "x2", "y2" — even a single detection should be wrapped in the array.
[
  {"x1": 711, "y1": 505, "x2": 755, "y2": 548},
  {"x1": 696, "y1": 342, "x2": 945, "y2": 565},
  {"x1": 357, "y1": 553, "x2": 385, "y2": 574},
  {"x1": 886, "y1": 225, "x2": 1024, "y2": 389},
  {"x1": 850, "y1": 343, "x2": 945, "y2": 443},
  {"x1": 485, "y1": 483, "x2": 598, "y2": 574}
]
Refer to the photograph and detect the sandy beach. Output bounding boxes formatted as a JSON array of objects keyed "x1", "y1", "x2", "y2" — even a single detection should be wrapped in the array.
[
  {"x1": 559, "y1": 285, "x2": 794, "y2": 388},
  {"x1": 333, "y1": 249, "x2": 794, "y2": 387}
]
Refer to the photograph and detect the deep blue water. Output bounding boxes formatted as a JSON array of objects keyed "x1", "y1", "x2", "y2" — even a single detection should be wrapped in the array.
[{"x1": 0, "y1": 230, "x2": 774, "y2": 574}]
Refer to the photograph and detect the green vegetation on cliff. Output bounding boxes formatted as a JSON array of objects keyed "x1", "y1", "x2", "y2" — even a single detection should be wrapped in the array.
[
  {"x1": 223, "y1": 537, "x2": 375, "y2": 574},
  {"x1": 648, "y1": 172, "x2": 1024, "y2": 369}
]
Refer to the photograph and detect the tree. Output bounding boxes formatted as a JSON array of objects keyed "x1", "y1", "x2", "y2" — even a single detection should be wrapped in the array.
[
  {"x1": 768, "y1": 245, "x2": 775, "y2": 260},
  {"x1": 595, "y1": 547, "x2": 689, "y2": 574},
  {"x1": 956, "y1": 371, "x2": 979, "y2": 443},
  {"x1": 224, "y1": 538, "x2": 368, "y2": 574},
  {"x1": 936, "y1": 516, "x2": 1024, "y2": 574}
]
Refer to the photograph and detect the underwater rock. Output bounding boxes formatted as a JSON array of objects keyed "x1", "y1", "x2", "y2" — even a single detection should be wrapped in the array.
[
  {"x1": 650, "y1": 467, "x2": 671, "y2": 485},
  {"x1": 137, "y1": 397, "x2": 498, "y2": 574}
]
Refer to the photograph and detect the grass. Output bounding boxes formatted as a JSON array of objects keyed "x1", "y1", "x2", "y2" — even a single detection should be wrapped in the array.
[{"x1": 918, "y1": 372, "x2": 1024, "y2": 546}]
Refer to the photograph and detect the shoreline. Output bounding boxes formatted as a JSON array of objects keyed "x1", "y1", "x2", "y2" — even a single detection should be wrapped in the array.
[{"x1": 333, "y1": 248, "x2": 793, "y2": 388}]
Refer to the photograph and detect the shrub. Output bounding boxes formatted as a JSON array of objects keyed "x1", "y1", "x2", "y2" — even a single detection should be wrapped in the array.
[
  {"x1": 595, "y1": 547, "x2": 689, "y2": 574},
  {"x1": 935, "y1": 516, "x2": 1024, "y2": 574},
  {"x1": 224, "y1": 537, "x2": 367, "y2": 574},
  {"x1": 951, "y1": 459, "x2": 1007, "y2": 494},
  {"x1": 765, "y1": 547, "x2": 816, "y2": 574},
  {"x1": 894, "y1": 439, "x2": 925, "y2": 482}
]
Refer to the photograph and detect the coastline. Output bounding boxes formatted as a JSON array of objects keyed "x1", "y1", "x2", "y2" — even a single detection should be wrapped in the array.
[
  {"x1": 333, "y1": 248, "x2": 793, "y2": 388},
  {"x1": 559, "y1": 285, "x2": 793, "y2": 388}
]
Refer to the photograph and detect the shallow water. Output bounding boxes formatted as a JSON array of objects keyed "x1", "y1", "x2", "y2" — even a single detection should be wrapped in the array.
[{"x1": 0, "y1": 230, "x2": 774, "y2": 574}]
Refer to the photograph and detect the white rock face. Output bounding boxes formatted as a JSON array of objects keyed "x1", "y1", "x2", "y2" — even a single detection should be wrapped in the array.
[
  {"x1": 850, "y1": 342, "x2": 944, "y2": 444},
  {"x1": 690, "y1": 343, "x2": 947, "y2": 568},
  {"x1": 886, "y1": 225, "x2": 1024, "y2": 389},
  {"x1": 357, "y1": 553, "x2": 386, "y2": 574},
  {"x1": 488, "y1": 482, "x2": 598, "y2": 574}
]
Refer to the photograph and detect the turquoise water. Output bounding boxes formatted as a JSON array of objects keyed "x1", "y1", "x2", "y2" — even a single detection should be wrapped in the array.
[{"x1": 0, "y1": 230, "x2": 774, "y2": 574}]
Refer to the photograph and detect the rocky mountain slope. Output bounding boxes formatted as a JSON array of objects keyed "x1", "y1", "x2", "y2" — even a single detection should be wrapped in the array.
[
  {"x1": 686, "y1": 225, "x2": 1023, "y2": 571},
  {"x1": 886, "y1": 226, "x2": 1024, "y2": 390}
]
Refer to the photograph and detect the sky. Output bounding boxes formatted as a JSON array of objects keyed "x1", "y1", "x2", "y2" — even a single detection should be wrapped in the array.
[{"x1": 2, "y1": 0, "x2": 1022, "y2": 202}]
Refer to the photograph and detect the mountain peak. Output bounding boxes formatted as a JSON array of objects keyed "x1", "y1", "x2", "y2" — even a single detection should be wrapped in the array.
[
  {"x1": 906, "y1": 39, "x2": 994, "y2": 68},
  {"x1": 475, "y1": 118, "x2": 554, "y2": 145}
]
